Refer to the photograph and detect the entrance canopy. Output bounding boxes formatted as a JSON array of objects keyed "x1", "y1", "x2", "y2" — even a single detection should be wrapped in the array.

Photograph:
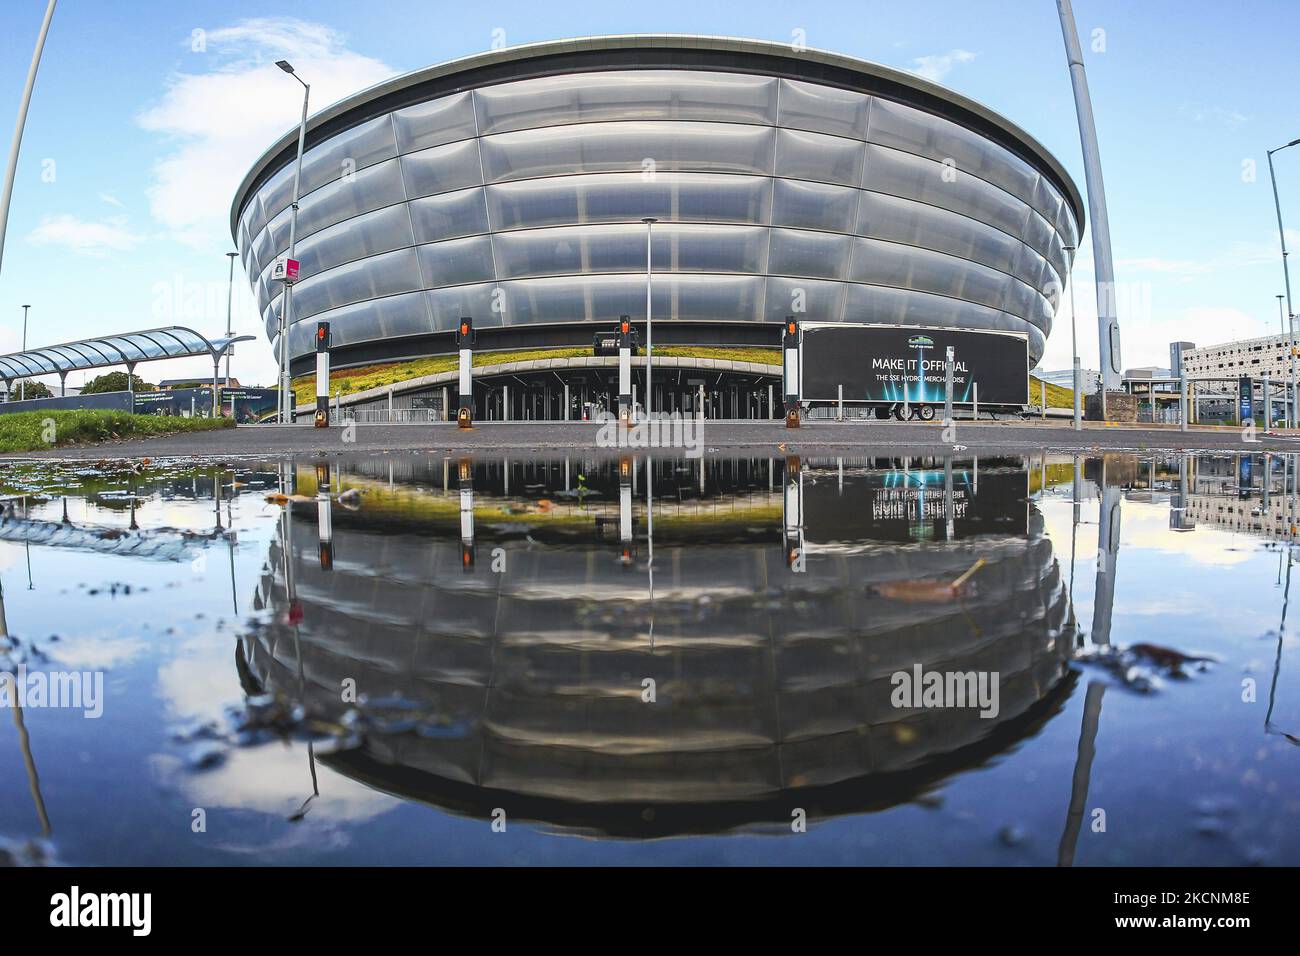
[{"x1": 0, "y1": 326, "x2": 254, "y2": 383}]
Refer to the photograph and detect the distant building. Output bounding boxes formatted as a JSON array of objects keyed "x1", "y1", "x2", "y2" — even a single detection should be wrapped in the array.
[
  {"x1": 1178, "y1": 332, "x2": 1300, "y2": 380},
  {"x1": 1037, "y1": 368, "x2": 1101, "y2": 394},
  {"x1": 159, "y1": 377, "x2": 239, "y2": 390},
  {"x1": 1169, "y1": 341, "x2": 1195, "y2": 377}
]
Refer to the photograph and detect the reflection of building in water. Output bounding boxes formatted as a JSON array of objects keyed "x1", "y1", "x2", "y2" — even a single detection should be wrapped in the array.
[
  {"x1": 240, "y1": 456, "x2": 1073, "y2": 836},
  {"x1": 1181, "y1": 454, "x2": 1298, "y2": 541}
]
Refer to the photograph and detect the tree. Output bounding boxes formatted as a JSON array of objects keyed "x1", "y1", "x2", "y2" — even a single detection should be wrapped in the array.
[
  {"x1": 81, "y1": 371, "x2": 156, "y2": 394},
  {"x1": 11, "y1": 379, "x2": 52, "y2": 399}
]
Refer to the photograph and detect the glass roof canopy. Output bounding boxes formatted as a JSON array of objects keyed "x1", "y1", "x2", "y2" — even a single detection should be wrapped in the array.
[{"x1": 0, "y1": 326, "x2": 254, "y2": 381}]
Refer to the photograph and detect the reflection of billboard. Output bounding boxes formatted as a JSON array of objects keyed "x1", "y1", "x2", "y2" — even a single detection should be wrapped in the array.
[
  {"x1": 802, "y1": 462, "x2": 1029, "y2": 542},
  {"x1": 801, "y1": 324, "x2": 1029, "y2": 406}
]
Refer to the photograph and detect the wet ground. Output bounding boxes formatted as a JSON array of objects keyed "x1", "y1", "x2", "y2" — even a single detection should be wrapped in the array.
[
  {"x1": 0, "y1": 450, "x2": 1296, "y2": 865},
  {"x1": 4, "y1": 419, "x2": 1297, "y2": 460}
]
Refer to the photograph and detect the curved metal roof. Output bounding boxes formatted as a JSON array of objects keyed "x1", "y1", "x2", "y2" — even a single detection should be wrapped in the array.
[
  {"x1": 0, "y1": 326, "x2": 254, "y2": 380},
  {"x1": 230, "y1": 34, "x2": 1086, "y2": 239}
]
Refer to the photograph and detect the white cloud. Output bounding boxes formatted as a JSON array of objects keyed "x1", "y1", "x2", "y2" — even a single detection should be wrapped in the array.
[
  {"x1": 136, "y1": 18, "x2": 395, "y2": 250},
  {"x1": 98, "y1": 193, "x2": 125, "y2": 209},
  {"x1": 26, "y1": 214, "x2": 144, "y2": 256},
  {"x1": 909, "y1": 49, "x2": 976, "y2": 84}
]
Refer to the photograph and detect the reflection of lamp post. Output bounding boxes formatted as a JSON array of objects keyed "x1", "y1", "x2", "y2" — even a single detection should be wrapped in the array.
[
  {"x1": 275, "y1": 60, "x2": 311, "y2": 424},
  {"x1": 641, "y1": 217, "x2": 657, "y2": 417},
  {"x1": 1267, "y1": 139, "x2": 1300, "y2": 429}
]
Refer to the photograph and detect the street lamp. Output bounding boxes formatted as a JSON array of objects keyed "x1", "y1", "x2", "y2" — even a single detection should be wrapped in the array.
[
  {"x1": 276, "y1": 59, "x2": 310, "y2": 424},
  {"x1": 224, "y1": 251, "x2": 237, "y2": 389},
  {"x1": 641, "y1": 217, "x2": 657, "y2": 419},
  {"x1": 1064, "y1": 245, "x2": 1081, "y2": 430},
  {"x1": 1267, "y1": 137, "x2": 1300, "y2": 429},
  {"x1": 20, "y1": 304, "x2": 29, "y2": 401}
]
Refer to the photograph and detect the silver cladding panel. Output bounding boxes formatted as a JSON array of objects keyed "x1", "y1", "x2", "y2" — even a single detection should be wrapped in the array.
[{"x1": 238, "y1": 70, "x2": 1079, "y2": 363}]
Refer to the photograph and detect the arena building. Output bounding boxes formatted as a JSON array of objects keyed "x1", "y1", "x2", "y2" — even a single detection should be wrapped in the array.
[{"x1": 231, "y1": 35, "x2": 1083, "y2": 420}]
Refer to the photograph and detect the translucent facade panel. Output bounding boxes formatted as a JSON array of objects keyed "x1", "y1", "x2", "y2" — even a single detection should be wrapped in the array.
[
  {"x1": 762, "y1": 276, "x2": 844, "y2": 324},
  {"x1": 399, "y1": 139, "x2": 483, "y2": 199},
  {"x1": 1002, "y1": 279, "x2": 1051, "y2": 332},
  {"x1": 426, "y1": 283, "x2": 499, "y2": 332},
  {"x1": 500, "y1": 274, "x2": 764, "y2": 325},
  {"x1": 293, "y1": 159, "x2": 407, "y2": 240},
  {"x1": 1031, "y1": 175, "x2": 1065, "y2": 235},
  {"x1": 1020, "y1": 207, "x2": 1057, "y2": 264},
  {"x1": 778, "y1": 79, "x2": 870, "y2": 140},
  {"x1": 868, "y1": 98, "x2": 1041, "y2": 214},
  {"x1": 417, "y1": 235, "x2": 496, "y2": 287},
  {"x1": 772, "y1": 179, "x2": 858, "y2": 233},
  {"x1": 478, "y1": 122, "x2": 776, "y2": 183},
  {"x1": 295, "y1": 204, "x2": 416, "y2": 278},
  {"x1": 855, "y1": 191, "x2": 1023, "y2": 280},
  {"x1": 863, "y1": 144, "x2": 1030, "y2": 241},
  {"x1": 266, "y1": 206, "x2": 293, "y2": 263},
  {"x1": 256, "y1": 164, "x2": 295, "y2": 232},
  {"x1": 474, "y1": 71, "x2": 778, "y2": 135},
  {"x1": 295, "y1": 291, "x2": 432, "y2": 351},
  {"x1": 769, "y1": 228, "x2": 852, "y2": 280},
  {"x1": 392, "y1": 91, "x2": 478, "y2": 154},
  {"x1": 298, "y1": 115, "x2": 397, "y2": 197},
  {"x1": 775, "y1": 128, "x2": 865, "y2": 187},
  {"x1": 291, "y1": 247, "x2": 423, "y2": 320},
  {"x1": 252, "y1": 226, "x2": 275, "y2": 281},
  {"x1": 842, "y1": 283, "x2": 1030, "y2": 340},
  {"x1": 486, "y1": 172, "x2": 771, "y2": 231},
  {"x1": 849, "y1": 237, "x2": 1029, "y2": 317},
  {"x1": 409, "y1": 187, "x2": 490, "y2": 243},
  {"x1": 492, "y1": 223, "x2": 767, "y2": 279}
]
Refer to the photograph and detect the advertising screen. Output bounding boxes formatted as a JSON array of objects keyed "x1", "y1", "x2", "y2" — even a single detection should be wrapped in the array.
[{"x1": 800, "y1": 324, "x2": 1029, "y2": 406}]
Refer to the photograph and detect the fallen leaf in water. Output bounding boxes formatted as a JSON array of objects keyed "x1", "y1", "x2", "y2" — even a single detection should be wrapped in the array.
[{"x1": 873, "y1": 558, "x2": 987, "y2": 604}]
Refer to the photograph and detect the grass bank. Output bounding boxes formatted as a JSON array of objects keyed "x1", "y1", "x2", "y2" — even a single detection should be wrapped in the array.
[
  {"x1": 0, "y1": 410, "x2": 234, "y2": 453},
  {"x1": 291, "y1": 345, "x2": 782, "y2": 405}
]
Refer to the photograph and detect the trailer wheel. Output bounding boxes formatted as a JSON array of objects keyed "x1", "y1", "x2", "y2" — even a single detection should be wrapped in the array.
[
  {"x1": 892, "y1": 404, "x2": 906, "y2": 421},
  {"x1": 916, "y1": 404, "x2": 936, "y2": 421}
]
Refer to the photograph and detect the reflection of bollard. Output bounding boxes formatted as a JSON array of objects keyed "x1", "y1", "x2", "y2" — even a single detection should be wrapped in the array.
[{"x1": 458, "y1": 458, "x2": 474, "y2": 570}]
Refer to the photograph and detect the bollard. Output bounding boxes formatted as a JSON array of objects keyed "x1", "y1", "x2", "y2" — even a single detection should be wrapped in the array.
[
  {"x1": 314, "y1": 322, "x2": 330, "y2": 428},
  {"x1": 456, "y1": 316, "x2": 475, "y2": 428},
  {"x1": 617, "y1": 315, "x2": 633, "y2": 428},
  {"x1": 783, "y1": 317, "x2": 801, "y2": 428}
]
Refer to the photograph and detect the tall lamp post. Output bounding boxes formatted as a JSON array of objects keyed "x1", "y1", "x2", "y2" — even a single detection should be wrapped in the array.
[
  {"x1": 224, "y1": 251, "x2": 237, "y2": 390},
  {"x1": 641, "y1": 217, "x2": 657, "y2": 419},
  {"x1": 0, "y1": 0, "x2": 57, "y2": 279},
  {"x1": 1064, "y1": 245, "x2": 1081, "y2": 430},
  {"x1": 19, "y1": 304, "x2": 29, "y2": 401},
  {"x1": 275, "y1": 60, "x2": 310, "y2": 424},
  {"x1": 1267, "y1": 138, "x2": 1300, "y2": 430}
]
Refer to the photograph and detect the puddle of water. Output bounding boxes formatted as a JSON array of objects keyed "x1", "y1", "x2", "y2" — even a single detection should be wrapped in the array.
[{"x1": 0, "y1": 452, "x2": 1295, "y2": 865}]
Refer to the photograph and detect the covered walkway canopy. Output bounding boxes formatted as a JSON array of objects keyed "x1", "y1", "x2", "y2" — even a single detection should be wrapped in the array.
[{"x1": 0, "y1": 325, "x2": 254, "y2": 396}]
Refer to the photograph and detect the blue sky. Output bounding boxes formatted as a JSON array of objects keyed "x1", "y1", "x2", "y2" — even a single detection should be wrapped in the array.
[{"x1": 0, "y1": 0, "x2": 1297, "y2": 387}]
